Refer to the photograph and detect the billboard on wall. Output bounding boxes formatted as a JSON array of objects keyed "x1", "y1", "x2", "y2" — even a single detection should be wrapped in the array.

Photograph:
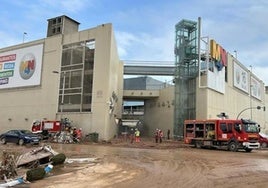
[
  {"x1": 0, "y1": 44, "x2": 43, "y2": 89},
  {"x1": 206, "y1": 40, "x2": 226, "y2": 94},
  {"x1": 251, "y1": 76, "x2": 261, "y2": 100},
  {"x1": 233, "y1": 61, "x2": 249, "y2": 93}
]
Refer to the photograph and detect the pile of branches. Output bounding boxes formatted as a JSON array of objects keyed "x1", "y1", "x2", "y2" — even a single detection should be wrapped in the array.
[{"x1": 0, "y1": 151, "x2": 18, "y2": 180}]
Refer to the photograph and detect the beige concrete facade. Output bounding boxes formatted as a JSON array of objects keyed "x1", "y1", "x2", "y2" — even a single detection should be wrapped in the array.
[
  {"x1": 196, "y1": 53, "x2": 267, "y2": 133},
  {"x1": 0, "y1": 23, "x2": 123, "y2": 140},
  {"x1": 144, "y1": 86, "x2": 174, "y2": 137}
]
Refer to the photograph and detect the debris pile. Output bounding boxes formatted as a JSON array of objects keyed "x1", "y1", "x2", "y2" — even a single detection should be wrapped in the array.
[
  {"x1": 0, "y1": 144, "x2": 99, "y2": 187},
  {"x1": 0, "y1": 145, "x2": 64, "y2": 187},
  {"x1": 0, "y1": 151, "x2": 17, "y2": 180}
]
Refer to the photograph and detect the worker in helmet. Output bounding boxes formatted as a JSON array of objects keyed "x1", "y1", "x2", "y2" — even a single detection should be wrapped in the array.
[
  {"x1": 77, "y1": 128, "x2": 82, "y2": 140},
  {"x1": 135, "y1": 128, "x2": 140, "y2": 143},
  {"x1": 159, "y1": 130, "x2": 164, "y2": 143}
]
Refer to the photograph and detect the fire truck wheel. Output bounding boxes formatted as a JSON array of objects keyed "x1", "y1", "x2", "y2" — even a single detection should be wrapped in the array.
[
  {"x1": 261, "y1": 142, "x2": 267, "y2": 148},
  {"x1": 228, "y1": 141, "x2": 238, "y2": 152},
  {"x1": 18, "y1": 139, "x2": 24, "y2": 146}
]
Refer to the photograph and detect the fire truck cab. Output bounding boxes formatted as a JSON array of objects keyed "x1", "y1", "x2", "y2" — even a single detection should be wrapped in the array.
[{"x1": 184, "y1": 119, "x2": 260, "y2": 152}]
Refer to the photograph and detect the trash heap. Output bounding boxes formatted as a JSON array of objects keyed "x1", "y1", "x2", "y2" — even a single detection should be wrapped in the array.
[
  {"x1": 0, "y1": 145, "x2": 66, "y2": 187},
  {"x1": 0, "y1": 151, "x2": 17, "y2": 180}
]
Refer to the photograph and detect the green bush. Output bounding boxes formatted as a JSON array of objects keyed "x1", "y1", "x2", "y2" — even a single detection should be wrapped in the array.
[
  {"x1": 51, "y1": 153, "x2": 66, "y2": 165},
  {"x1": 26, "y1": 167, "x2": 46, "y2": 181}
]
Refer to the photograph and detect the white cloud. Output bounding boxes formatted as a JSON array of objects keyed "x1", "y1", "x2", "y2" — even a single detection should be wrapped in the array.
[
  {"x1": 116, "y1": 29, "x2": 174, "y2": 63},
  {"x1": 115, "y1": 31, "x2": 140, "y2": 59}
]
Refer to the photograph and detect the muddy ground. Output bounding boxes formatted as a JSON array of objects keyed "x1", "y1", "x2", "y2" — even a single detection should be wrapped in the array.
[{"x1": 1, "y1": 138, "x2": 268, "y2": 188}]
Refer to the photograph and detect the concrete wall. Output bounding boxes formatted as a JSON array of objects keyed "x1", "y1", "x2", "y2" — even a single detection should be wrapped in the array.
[
  {"x1": 61, "y1": 23, "x2": 123, "y2": 140},
  {"x1": 195, "y1": 83, "x2": 208, "y2": 119},
  {"x1": 144, "y1": 85, "x2": 174, "y2": 138}
]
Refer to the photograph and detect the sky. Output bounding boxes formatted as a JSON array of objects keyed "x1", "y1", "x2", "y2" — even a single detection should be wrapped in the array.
[{"x1": 1, "y1": 0, "x2": 268, "y2": 84}]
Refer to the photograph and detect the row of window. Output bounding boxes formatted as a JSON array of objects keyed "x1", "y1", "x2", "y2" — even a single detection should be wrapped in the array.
[{"x1": 59, "y1": 40, "x2": 95, "y2": 112}]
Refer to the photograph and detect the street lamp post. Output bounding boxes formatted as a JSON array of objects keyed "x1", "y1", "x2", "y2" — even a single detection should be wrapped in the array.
[
  {"x1": 249, "y1": 65, "x2": 253, "y2": 119},
  {"x1": 52, "y1": 71, "x2": 66, "y2": 119},
  {"x1": 234, "y1": 50, "x2": 237, "y2": 59},
  {"x1": 236, "y1": 106, "x2": 264, "y2": 120},
  {"x1": 23, "y1": 32, "x2": 27, "y2": 43}
]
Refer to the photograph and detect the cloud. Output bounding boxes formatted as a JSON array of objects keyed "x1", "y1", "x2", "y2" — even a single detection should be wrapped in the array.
[
  {"x1": 115, "y1": 31, "x2": 139, "y2": 58},
  {"x1": 116, "y1": 30, "x2": 174, "y2": 63}
]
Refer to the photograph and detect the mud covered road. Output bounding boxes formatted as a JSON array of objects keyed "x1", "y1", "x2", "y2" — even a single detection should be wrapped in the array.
[{"x1": 1, "y1": 140, "x2": 268, "y2": 188}]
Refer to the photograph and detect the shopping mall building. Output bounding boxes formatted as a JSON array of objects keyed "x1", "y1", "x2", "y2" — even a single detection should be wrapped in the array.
[{"x1": 0, "y1": 16, "x2": 267, "y2": 140}]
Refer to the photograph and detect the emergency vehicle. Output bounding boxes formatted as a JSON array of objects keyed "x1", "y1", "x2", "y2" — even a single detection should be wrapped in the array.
[
  {"x1": 31, "y1": 120, "x2": 62, "y2": 139},
  {"x1": 184, "y1": 118, "x2": 260, "y2": 152}
]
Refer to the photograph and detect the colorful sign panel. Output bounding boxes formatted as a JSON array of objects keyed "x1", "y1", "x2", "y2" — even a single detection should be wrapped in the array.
[
  {"x1": 0, "y1": 44, "x2": 43, "y2": 89},
  {"x1": 233, "y1": 61, "x2": 249, "y2": 93},
  {"x1": 204, "y1": 39, "x2": 227, "y2": 93},
  {"x1": 210, "y1": 40, "x2": 227, "y2": 71}
]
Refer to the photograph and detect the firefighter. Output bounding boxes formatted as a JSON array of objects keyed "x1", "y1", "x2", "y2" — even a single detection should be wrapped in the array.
[
  {"x1": 72, "y1": 127, "x2": 79, "y2": 143},
  {"x1": 135, "y1": 128, "x2": 140, "y2": 143},
  {"x1": 77, "y1": 128, "x2": 82, "y2": 140},
  {"x1": 159, "y1": 130, "x2": 164, "y2": 143},
  {"x1": 167, "y1": 129, "x2": 170, "y2": 140}
]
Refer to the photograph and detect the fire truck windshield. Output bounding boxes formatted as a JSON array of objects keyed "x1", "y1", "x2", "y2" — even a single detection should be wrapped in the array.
[{"x1": 243, "y1": 123, "x2": 259, "y2": 133}]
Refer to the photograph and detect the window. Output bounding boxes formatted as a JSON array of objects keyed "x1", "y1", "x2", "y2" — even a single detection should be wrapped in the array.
[
  {"x1": 57, "y1": 17, "x2": 62, "y2": 23},
  {"x1": 220, "y1": 123, "x2": 227, "y2": 133},
  {"x1": 59, "y1": 40, "x2": 95, "y2": 112},
  {"x1": 57, "y1": 27, "x2": 61, "y2": 33},
  {"x1": 70, "y1": 71, "x2": 82, "y2": 88},
  {"x1": 220, "y1": 123, "x2": 233, "y2": 133},
  {"x1": 62, "y1": 49, "x2": 71, "y2": 66}
]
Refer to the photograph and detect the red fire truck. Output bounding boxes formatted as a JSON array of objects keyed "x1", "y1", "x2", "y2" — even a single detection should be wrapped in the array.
[
  {"x1": 31, "y1": 120, "x2": 62, "y2": 139},
  {"x1": 184, "y1": 118, "x2": 260, "y2": 152}
]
